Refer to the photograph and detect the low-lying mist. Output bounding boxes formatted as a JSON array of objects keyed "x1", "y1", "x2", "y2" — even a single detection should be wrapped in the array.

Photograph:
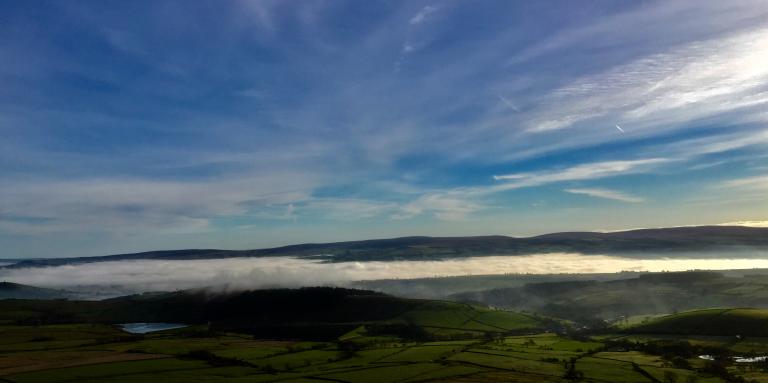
[{"x1": 3, "y1": 253, "x2": 768, "y2": 298}]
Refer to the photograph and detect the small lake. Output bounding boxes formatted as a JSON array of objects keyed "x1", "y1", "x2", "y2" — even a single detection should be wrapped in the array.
[
  {"x1": 119, "y1": 323, "x2": 189, "y2": 334},
  {"x1": 734, "y1": 356, "x2": 768, "y2": 363},
  {"x1": 699, "y1": 355, "x2": 768, "y2": 363}
]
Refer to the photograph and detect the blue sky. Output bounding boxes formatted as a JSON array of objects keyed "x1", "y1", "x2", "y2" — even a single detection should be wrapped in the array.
[{"x1": 1, "y1": 0, "x2": 768, "y2": 258}]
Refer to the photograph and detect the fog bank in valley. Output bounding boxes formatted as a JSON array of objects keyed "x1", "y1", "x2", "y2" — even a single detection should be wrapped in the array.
[{"x1": 3, "y1": 253, "x2": 768, "y2": 297}]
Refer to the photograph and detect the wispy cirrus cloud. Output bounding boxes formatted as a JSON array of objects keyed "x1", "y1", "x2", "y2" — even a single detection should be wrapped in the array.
[
  {"x1": 666, "y1": 129, "x2": 768, "y2": 158},
  {"x1": 522, "y1": 26, "x2": 768, "y2": 135},
  {"x1": 399, "y1": 4, "x2": 442, "y2": 57},
  {"x1": 303, "y1": 198, "x2": 399, "y2": 220},
  {"x1": 390, "y1": 158, "x2": 664, "y2": 220},
  {"x1": 409, "y1": 5, "x2": 438, "y2": 25},
  {"x1": 393, "y1": 194, "x2": 482, "y2": 221},
  {"x1": 721, "y1": 175, "x2": 768, "y2": 191},
  {"x1": 564, "y1": 188, "x2": 645, "y2": 203},
  {"x1": 491, "y1": 159, "x2": 669, "y2": 192}
]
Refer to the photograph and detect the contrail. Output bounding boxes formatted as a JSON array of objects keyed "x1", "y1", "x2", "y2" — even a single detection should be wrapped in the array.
[
  {"x1": 615, "y1": 124, "x2": 625, "y2": 133},
  {"x1": 497, "y1": 94, "x2": 520, "y2": 112}
]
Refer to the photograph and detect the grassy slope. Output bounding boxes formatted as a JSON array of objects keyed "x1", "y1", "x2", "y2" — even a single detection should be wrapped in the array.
[
  {"x1": 451, "y1": 271, "x2": 768, "y2": 321},
  {"x1": 0, "y1": 326, "x2": 618, "y2": 383},
  {"x1": 631, "y1": 308, "x2": 768, "y2": 336},
  {"x1": 2, "y1": 323, "x2": 768, "y2": 382},
  {"x1": 390, "y1": 301, "x2": 543, "y2": 334}
]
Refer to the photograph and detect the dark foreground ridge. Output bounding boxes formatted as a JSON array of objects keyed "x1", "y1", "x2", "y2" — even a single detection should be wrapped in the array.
[
  {"x1": 4, "y1": 225, "x2": 768, "y2": 269},
  {"x1": 0, "y1": 287, "x2": 548, "y2": 341}
]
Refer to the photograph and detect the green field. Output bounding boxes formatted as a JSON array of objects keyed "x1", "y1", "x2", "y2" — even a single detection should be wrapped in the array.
[
  {"x1": 3, "y1": 323, "x2": 768, "y2": 383},
  {"x1": 2, "y1": 287, "x2": 768, "y2": 382},
  {"x1": 386, "y1": 300, "x2": 543, "y2": 336}
]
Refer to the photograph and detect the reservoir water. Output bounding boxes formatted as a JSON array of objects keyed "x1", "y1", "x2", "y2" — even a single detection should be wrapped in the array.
[{"x1": 119, "y1": 323, "x2": 189, "y2": 334}]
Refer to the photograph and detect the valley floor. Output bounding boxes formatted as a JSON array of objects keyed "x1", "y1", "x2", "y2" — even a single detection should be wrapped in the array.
[{"x1": 2, "y1": 324, "x2": 768, "y2": 383}]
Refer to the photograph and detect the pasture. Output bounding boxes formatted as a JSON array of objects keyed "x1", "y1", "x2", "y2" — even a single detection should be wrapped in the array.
[{"x1": 3, "y1": 323, "x2": 768, "y2": 382}]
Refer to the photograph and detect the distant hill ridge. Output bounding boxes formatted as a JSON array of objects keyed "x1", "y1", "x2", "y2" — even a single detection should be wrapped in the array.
[
  {"x1": 4, "y1": 225, "x2": 768, "y2": 269},
  {"x1": 0, "y1": 282, "x2": 71, "y2": 300}
]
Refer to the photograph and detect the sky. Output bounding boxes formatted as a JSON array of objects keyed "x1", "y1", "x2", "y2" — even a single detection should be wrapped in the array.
[{"x1": 1, "y1": 0, "x2": 768, "y2": 258}]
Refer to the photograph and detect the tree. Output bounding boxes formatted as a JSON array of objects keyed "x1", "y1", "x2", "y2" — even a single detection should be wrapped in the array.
[{"x1": 663, "y1": 370, "x2": 678, "y2": 383}]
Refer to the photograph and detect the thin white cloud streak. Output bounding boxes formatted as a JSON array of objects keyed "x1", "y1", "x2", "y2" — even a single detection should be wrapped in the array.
[
  {"x1": 497, "y1": 94, "x2": 520, "y2": 112},
  {"x1": 400, "y1": 4, "x2": 441, "y2": 58},
  {"x1": 491, "y1": 158, "x2": 669, "y2": 192},
  {"x1": 392, "y1": 194, "x2": 482, "y2": 221},
  {"x1": 4, "y1": 254, "x2": 768, "y2": 295},
  {"x1": 666, "y1": 130, "x2": 768, "y2": 158},
  {"x1": 689, "y1": 161, "x2": 727, "y2": 171},
  {"x1": 565, "y1": 188, "x2": 644, "y2": 203},
  {"x1": 721, "y1": 175, "x2": 768, "y2": 191},
  {"x1": 492, "y1": 174, "x2": 525, "y2": 180},
  {"x1": 303, "y1": 198, "x2": 399, "y2": 220},
  {"x1": 409, "y1": 5, "x2": 438, "y2": 25},
  {"x1": 480, "y1": 128, "x2": 768, "y2": 203}
]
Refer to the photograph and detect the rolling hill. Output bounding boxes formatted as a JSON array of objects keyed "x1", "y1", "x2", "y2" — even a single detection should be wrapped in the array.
[
  {"x1": 4, "y1": 225, "x2": 768, "y2": 269},
  {"x1": 630, "y1": 308, "x2": 768, "y2": 336},
  {"x1": 0, "y1": 287, "x2": 548, "y2": 340},
  {"x1": 450, "y1": 271, "x2": 768, "y2": 321},
  {"x1": 0, "y1": 282, "x2": 72, "y2": 300}
]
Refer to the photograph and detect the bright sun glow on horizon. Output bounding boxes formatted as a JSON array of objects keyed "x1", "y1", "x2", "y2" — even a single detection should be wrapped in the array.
[{"x1": 719, "y1": 221, "x2": 768, "y2": 228}]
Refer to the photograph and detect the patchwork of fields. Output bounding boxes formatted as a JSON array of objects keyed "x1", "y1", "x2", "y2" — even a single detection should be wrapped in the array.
[
  {"x1": 2, "y1": 323, "x2": 768, "y2": 383},
  {"x1": 2, "y1": 289, "x2": 768, "y2": 382}
]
